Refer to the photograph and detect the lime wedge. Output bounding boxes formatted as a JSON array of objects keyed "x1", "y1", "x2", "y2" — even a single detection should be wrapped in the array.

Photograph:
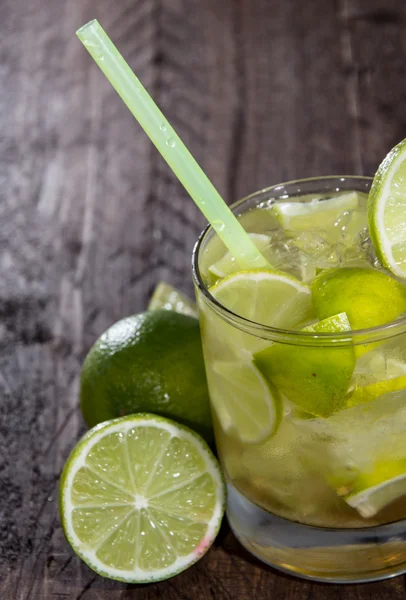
[
  {"x1": 208, "y1": 233, "x2": 271, "y2": 281},
  {"x1": 368, "y1": 138, "x2": 406, "y2": 278},
  {"x1": 312, "y1": 267, "x2": 406, "y2": 330},
  {"x1": 60, "y1": 415, "x2": 225, "y2": 583},
  {"x1": 273, "y1": 192, "x2": 359, "y2": 233},
  {"x1": 209, "y1": 361, "x2": 281, "y2": 443},
  {"x1": 254, "y1": 313, "x2": 354, "y2": 417},
  {"x1": 210, "y1": 269, "x2": 314, "y2": 329},
  {"x1": 341, "y1": 459, "x2": 406, "y2": 518},
  {"x1": 148, "y1": 282, "x2": 198, "y2": 317},
  {"x1": 347, "y1": 375, "x2": 406, "y2": 407}
]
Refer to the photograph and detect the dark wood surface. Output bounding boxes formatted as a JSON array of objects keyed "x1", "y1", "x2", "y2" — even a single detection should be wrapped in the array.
[{"x1": 2, "y1": 0, "x2": 406, "y2": 598}]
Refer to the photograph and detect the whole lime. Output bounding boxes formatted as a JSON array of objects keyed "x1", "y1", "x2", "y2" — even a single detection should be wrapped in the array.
[{"x1": 80, "y1": 310, "x2": 213, "y2": 443}]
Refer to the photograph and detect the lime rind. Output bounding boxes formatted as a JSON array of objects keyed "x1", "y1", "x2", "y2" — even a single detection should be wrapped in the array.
[
  {"x1": 60, "y1": 414, "x2": 225, "y2": 583},
  {"x1": 368, "y1": 138, "x2": 406, "y2": 278}
]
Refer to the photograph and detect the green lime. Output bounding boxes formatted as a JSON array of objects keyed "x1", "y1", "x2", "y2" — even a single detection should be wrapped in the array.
[
  {"x1": 210, "y1": 268, "x2": 314, "y2": 329},
  {"x1": 340, "y1": 458, "x2": 406, "y2": 518},
  {"x1": 148, "y1": 282, "x2": 198, "y2": 317},
  {"x1": 205, "y1": 268, "x2": 314, "y2": 358},
  {"x1": 311, "y1": 267, "x2": 406, "y2": 330},
  {"x1": 272, "y1": 192, "x2": 360, "y2": 234},
  {"x1": 347, "y1": 375, "x2": 406, "y2": 407},
  {"x1": 368, "y1": 138, "x2": 406, "y2": 278},
  {"x1": 60, "y1": 414, "x2": 225, "y2": 582},
  {"x1": 80, "y1": 310, "x2": 212, "y2": 443},
  {"x1": 208, "y1": 233, "x2": 271, "y2": 282},
  {"x1": 208, "y1": 361, "x2": 281, "y2": 443},
  {"x1": 254, "y1": 313, "x2": 354, "y2": 417}
]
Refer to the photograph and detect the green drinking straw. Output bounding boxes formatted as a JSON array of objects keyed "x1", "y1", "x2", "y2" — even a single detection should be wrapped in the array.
[{"x1": 76, "y1": 20, "x2": 269, "y2": 270}]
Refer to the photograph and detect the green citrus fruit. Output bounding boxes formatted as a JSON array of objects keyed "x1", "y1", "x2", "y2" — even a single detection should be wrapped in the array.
[
  {"x1": 80, "y1": 310, "x2": 212, "y2": 443},
  {"x1": 60, "y1": 414, "x2": 225, "y2": 582}
]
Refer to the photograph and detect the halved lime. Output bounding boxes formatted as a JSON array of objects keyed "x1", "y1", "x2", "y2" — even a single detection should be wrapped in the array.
[
  {"x1": 60, "y1": 415, "x2": 225, "y2": 583},
  {"x1": 254, "y1": 313, "x2": 354, "y2": 417},
  {"x1": 148, "y1": 282, "x2": 198, "y2": 317},
  {"x1": 208, "y1": 361, "x2": 281, "y2": 443},
  {"x1": 341, "y1": 459, "x2": 406, "y2": 518},
  {"x1": 272, "y1": 192, "x2": 360, "y2": 233},
  {"x1": 368, "y1": 138, "x2": 406, "y2": 278},
  {"x1": 208, "y1": 233, "x2": 271, "y2": 281},
  {"x1": 312, "y1": 267, "x2": 406, "y2": 330}
]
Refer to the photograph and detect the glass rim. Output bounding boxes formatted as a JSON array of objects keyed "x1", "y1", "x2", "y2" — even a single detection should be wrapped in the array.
[{"x1": 191, "y1": 175, "x2": 406, "y2": 347}]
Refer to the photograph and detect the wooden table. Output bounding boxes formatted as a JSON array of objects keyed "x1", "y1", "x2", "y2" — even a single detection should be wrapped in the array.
[{"x1": 1, "y1": 0, "x2": 406, "y2": 598}]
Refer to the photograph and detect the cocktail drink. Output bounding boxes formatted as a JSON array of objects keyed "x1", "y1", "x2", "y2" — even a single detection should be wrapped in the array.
[{"x1": 193, "y1": 176, "x2": 406, "y2": 582}]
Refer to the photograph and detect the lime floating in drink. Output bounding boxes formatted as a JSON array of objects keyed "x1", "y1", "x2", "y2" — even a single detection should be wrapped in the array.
[
  {"x1": 340, "y1": 458, "x2": 406, "y2": 518},
  {"x1": 368, "y1": 138, "x2": 406, "y2": 279},
  {"x1": 254, "y1": 313, "x2": 354, "y2": 417},
  {"x1": 60, "y1": 415, "x2": 225, "y2": 582},
  {"x1": 272, "y1": 192, "x2": 360, "y2": 234},
  {"x1": 210, "y1": 269, "x2": 314, "y2": 328},
  {"x1": 209, "y1": 361, "x2": 281, "y2": 444},
  {"x1": 80, "y1": 310, "x2": 212, "y2": 443},
  {"x1": 208, "y1": 233, "x2": 271, "y2": 282},
  {"x1": 347, "y1": 375, "x2": 406, "y2": 407},
  {"x1": 312, "y1": 267, "x2": 406, "y2": 330},
  {"x1": 148, "y1": 282, "x2": 198, "y2": 317}
]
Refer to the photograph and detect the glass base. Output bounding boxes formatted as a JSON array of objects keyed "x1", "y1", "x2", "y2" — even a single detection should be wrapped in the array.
[{"x1": 227, "y1": 482, "x2": 406, "y2": 583}]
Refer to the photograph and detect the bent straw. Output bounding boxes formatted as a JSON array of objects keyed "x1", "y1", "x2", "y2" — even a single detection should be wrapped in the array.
[{"x1": 76, "y1": 20, "x2": 269, "y2": 269}]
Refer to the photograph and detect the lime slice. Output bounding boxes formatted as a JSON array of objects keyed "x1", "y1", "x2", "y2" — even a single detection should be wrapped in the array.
[
  {"x1": 312, "y1": 267, "x2": 406, "y2": 330},
  {"x1": 254, "y1": 313, "x2": 354, "y2": 417},
  {"x1": 273, "y1": 192, "x2": 359, "y2": 232},
  {"x1": 347, "y1": 375, "x2": 406, "y2": 407},
  {"x1": 210, "y1": 269, "x2": 313, "y2": 329},
  {"x1": 208, "y1": 361, "x2": 281, "y2": 443},
  {"x1": 208, "y1": 233, "x2": 271, "y2": 281},
  {"x1": 148, "y1": 282, "x2": 198, "y2": 317},
  {"x1": 341, "y1": 459, "x2": 406, "y2": 518},
  {"x1": 60, "y1": 415, "x2": 225, "y2": 583},
  {"x1": 368, "y1": 138, "x2": 406, "y2": 278}
]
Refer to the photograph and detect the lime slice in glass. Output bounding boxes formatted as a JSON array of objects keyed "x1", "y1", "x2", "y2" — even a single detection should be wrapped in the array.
[
  {"x1": 208, "y1": 233, "x2": 271, "y2": 282},
  {"x1": 254, "y1": 313, "x2": 354, "y2": 417},
  {"x1": 208, "y1": 361, "x2": 281, "y2": 443},
  {"x1": 272, "y1": 192, "x2": 360, "y2": 233},
  {"x1": 341, "y1": 459, "x2": 406, "y2": 518},
  {"x1": 60, "y1": 415, "x2": 225, "y2": 583},
  {"x1": 210, "y1": 269, "x2": 313, "y2": 329},
  {"x1": 148, "y1": 282, "x2": 198, "y2": 317},
  {"x1": 347, "y1": 375, "x2": 406, "y2": 407},
  {"x1": 368, "y1": 138, "x2": 406, "y2": 278},
  {"x1": 312, "y1": 267, "x2": 406, "y2": 330}
]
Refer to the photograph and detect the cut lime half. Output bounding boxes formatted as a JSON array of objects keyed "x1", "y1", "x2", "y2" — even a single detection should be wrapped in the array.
[
  {"x1": 60, "y1": 415, "x2": 225, "y2": 583},
  {"x1": 148, "y1": 282, "x2": 198, "y2": 317},
  {"x1": 368, "y1": 138, "x2": 406, "y2": 278},
  {"x1": 209, "y1": 361, "x2": 281, "y2": 443}
]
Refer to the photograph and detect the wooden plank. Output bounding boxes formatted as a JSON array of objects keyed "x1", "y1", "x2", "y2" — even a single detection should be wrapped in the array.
[{"x1": 1, "y1": 0, "x2": 406, "y2": 598}]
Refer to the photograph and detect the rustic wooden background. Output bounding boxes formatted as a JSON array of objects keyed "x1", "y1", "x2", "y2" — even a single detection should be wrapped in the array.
[{"x1": 1, "y1": 0, "x2": 406, "y2": 598}]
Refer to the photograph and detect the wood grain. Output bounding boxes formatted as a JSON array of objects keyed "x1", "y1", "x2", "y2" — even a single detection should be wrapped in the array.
[{"x1": 1, "y1": 0, "x2": 406, "y2": 598}]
